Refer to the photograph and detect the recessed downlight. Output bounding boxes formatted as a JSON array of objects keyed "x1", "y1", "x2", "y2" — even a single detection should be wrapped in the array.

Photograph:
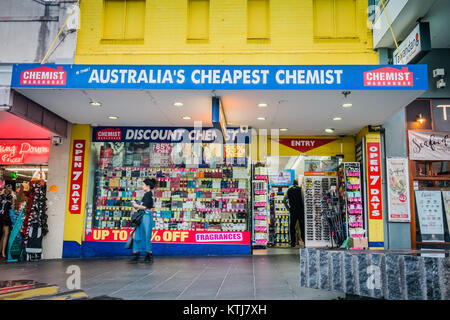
[
  {"x1": 108, "y1": 116, "x2": 119, "y2": 120},
  {"x1": 325, "y1": 128, "x2": 335, "y2": 133},
  {"x1": 173, "y1": 102, "x2": 184, "y2": 107},
  {"x1": 90, "y1": 101, "x2": 102, "y2": 106},
  {"x1": 258, "y1": 103, "x2": 268, "y2": 108},
  {"x1": 342, "y1": 103, "x2": 353, "y2": 108},
  {"x1": 182, "y1": 116, "x2": 191, "y2": 120},
  {"x1": 257, "y1": 117, "x2": 266, "y2": 120},
  {"x1": 333, "y1": 117, "x2": 342, "y2": 121}
]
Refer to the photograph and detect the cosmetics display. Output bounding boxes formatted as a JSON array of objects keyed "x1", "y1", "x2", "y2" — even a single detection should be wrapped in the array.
[
  {"x1": 269, "y1": 186, "x2": 290, "y2": 247},
  {"x1": 252, "y1": 163, "x2": 269, "y2": 247},
  {"x1": 338, "y1": 162, "x2": 367, "y2": 248}
]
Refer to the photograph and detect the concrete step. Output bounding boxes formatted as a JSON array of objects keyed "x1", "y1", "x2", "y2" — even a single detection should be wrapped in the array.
[{"x1": 299, "y1": 248, "x2": 450, "y2": 300}]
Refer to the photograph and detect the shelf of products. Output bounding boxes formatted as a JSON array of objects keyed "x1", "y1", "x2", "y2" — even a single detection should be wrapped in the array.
[
  {"x1": 252, "y1": 163, "x2": 269, "y2": 247},
  {"x1": 338, "y1": 163, "x2": 366, "y2": 248},
  {"x1": 269, "y1": 186, "x2": 290, "y2": 247},
  {"x1": 93, "y1": 164, "x2": 250, "y2": 232},
  {"x1": 304, "y1": 176, "x2": 336, "y2": 247}
]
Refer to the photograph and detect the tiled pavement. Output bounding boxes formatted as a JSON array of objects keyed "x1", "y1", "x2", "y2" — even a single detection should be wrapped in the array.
[{"x1": 0, "y1": 249, "x2": 344, "y2": 300}]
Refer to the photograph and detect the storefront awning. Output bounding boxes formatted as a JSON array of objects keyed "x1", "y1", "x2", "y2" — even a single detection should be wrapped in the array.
[{"x1": 10, "y1": 64, "x2": 428, "y2": 135}]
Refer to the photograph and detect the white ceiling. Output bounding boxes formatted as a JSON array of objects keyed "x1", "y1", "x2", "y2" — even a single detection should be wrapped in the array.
[{"x1": 15, "y1": 88, "x2": 424, "y2": 136}]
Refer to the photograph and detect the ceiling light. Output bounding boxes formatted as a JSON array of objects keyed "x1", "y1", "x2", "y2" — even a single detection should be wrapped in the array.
[
  {"x1": 416, "y1": 113, "x2": 426, "y2": 124},
  {"x1": 5, "y1": 168, "x2": 48, "y2": 172},
  {"x1": 325, "y1": 128, "x2": 335, "y2": 133},
  {"x1": 182, "y1": 116, "x2": 191, "y2": 120},
  {"x1": 333, "y1": 117, "x2": 342, "y2": 121},
  {"x1": 342, "y1": 103, "x2": 352, "y2": 108},
  {"x1": 258, "y1": 103, "x2": 268, "y2": 108},
  {"x1": 280, "y1": 128, "x2": 288, "y2": 131},
  {"x1": 257, "y1": 117, "x2": 266, "y2": 120},
  {"x1": 173, "y1": 102, "x2": 183, "y2": 107},
  {"x1": 108, "y1": 116, "x2": 119, "y2": 120},
  {"x1": 90, "y1": 101, "x2": 102, "y2": 107}
]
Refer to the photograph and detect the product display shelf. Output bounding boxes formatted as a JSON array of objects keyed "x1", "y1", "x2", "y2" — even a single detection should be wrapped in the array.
[
  {"x1": 270, "y1": 186, "x2": 290, "y2": 248},
  {"x1": 93, "y1": 166, "x2": 250, "y2": 232},
  {"x1": 304, "y1": 176, "x2": 336, "y2": 248},
  {"x1": 252, "y1": 164, "x2": 269, "y2": 248},
  {"x1": 338, "y1": 163, "x2": 366, "y2": 249}
]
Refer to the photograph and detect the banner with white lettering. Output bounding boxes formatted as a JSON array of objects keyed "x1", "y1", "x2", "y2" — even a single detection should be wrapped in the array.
[
  {"x1": 408, "y1": 131, "x2": 450, "y2": 161},
  {"x1": 69, "y1": 140, "x2": 86, "y2": 214},
  {"x1": 11, "y1": 64, "x2": 428, "y2": 90},
  {"x1": 386, "y1": 158, "x2": 411, "y2": 222},
  {"x1": 415, "y1": 191, "x2": 445, "y2": 242}
]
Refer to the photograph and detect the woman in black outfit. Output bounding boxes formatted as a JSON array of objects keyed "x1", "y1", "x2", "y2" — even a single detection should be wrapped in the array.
[
  {"x1": 131, "y1": 178, "x2": 157, "y2": 262},
  {"x1": 0, "y1": 187, "x2": 14, "y2": 259}
]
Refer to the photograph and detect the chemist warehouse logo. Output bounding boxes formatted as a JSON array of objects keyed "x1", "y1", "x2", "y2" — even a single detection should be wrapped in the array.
[
  {"x1": 364, "y1": 67, "x2": 413, "y2": 87},
  {"x1": 20, "y1": 66, "x2": 67, "y2": 85},
  {"x1": 96, "y1": 128, "x2": 122, "y2": 141}
]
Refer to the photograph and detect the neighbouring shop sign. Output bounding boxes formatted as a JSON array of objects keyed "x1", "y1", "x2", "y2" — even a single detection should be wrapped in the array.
[
  {"x1": 415, "y1": 191, "x2": 445, "y2": 242},
  {"x1": 393, "y1": 22, "x2": 431, "y2": 65},
  {"x1": 408, "y1": 131, "x2": 450, "y2": 161},
  {"x1": 11, "y1": 64, "x2": 428, "y2": 90},
  {"x1": 386, "y1": 158, "x2": 411, "y2": 222},
  {"x1": 0, "y1": 140, "x2": 50, "y2": 165},
  {"x1": 366, "y1": 142, "x2": 383, "y2": 220},
  {"x1": 68, "y1": 140, "x2": 86, "y2": 214},
  {"x1": 92, "y1": 126, "x2": 251, "y2": 144},
  {"x1": 85, "y1": 228, "x2": 251, "y2": 245}
]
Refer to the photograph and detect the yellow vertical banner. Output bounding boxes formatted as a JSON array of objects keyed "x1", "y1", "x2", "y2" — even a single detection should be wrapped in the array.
[
  {"x1": 364, "y1": 132, "x2": 385, "y2": 250},
  {"x1": 64, "y1": 124, "x2": 91, "y2": 245}
]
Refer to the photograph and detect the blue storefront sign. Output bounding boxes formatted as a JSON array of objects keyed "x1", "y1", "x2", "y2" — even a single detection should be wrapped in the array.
[
  {"x1": 92, "y1": 126, "x2": 250, "y2": 144},
  {"x1": 11, "y1": 64, "x2": 428, "y2": 90}
]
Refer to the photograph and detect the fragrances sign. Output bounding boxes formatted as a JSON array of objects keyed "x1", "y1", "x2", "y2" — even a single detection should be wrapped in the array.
[
  {"x1": 408, "y1": 131, "x2": 450, "y2": 161},
  {"x1": 386, "y1": 158, "x2": 411, "y2": 222},
  {"x1": 415, "y1": 191, "x2": 445, "y2": 242}
]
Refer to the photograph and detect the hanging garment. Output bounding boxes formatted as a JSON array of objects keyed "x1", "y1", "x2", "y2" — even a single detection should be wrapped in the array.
[{"x1": 26, "y1": 224, "x2": 43, "y2": 255}]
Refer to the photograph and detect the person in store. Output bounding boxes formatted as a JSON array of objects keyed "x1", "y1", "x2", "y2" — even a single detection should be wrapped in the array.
[
  {"x1": 130, "y1": 178, "x2": 157, "y2": 263},
  {"x1": 283, "y1": 180, "x2": 305, "y2": 248},
  {"x1": 0, "y1": 185, "x2": 14, "y2": 260}
]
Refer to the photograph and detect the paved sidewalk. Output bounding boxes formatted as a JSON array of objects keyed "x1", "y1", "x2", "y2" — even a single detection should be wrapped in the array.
[{"x1": 0, "y1": 249, "x2": 344, "y2": 300}]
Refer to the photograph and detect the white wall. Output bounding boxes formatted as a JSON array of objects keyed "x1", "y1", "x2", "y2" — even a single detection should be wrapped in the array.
[{"x1": 42, "y1": 123, "x2": 72, "y2": 259}]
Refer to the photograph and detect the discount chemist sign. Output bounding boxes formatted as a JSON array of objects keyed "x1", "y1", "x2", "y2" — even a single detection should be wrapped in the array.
[
  {"x1": 11, "y1": 64, "x2": 428, "y2": 90},
  {"x1": 85, "y1": 229, "x2": 251, "y2": 245}
]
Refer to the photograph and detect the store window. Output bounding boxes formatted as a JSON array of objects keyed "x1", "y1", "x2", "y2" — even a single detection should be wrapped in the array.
[
  {"x1": 187, "y1": 0, "x2": 210, "y2": 41},
  {"x1": 247, "y1": 0, "x2": 270, "y2": 40},
  {"x1": 102, "y1": 0, "x2": 146, "y2": 41},
  {"x1": 313, "y1": 0, "x2": 358, "y2": 39},
  {"x1": 87, "y1": 140, "x2": 251, "y2": 235}
]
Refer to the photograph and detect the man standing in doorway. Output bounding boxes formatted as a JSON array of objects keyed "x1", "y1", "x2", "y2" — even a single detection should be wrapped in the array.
[{"x1": 283, "y1": 180, "x2": 305, "y2": 247}]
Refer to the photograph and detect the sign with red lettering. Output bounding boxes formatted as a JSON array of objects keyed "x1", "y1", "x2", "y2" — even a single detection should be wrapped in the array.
[
  {"x1": 275, "y1": 138, "x2": 337, "y2": 153},
  {"x1": 0, "y1": 140, "x2": 50, "y2": 165},
  {"x1": 68, "y1": 140, "x2": 86, "y2": 214},
  {"x1": 85, "y1": 229, "x2": 251, "y2": 245},
  {"x1": 366, "y1": 142, "x2": 383, "y2": 220}
]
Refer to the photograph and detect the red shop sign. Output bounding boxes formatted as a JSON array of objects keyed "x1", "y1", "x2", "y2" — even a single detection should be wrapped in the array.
[
  {"x1": 275, "y1": 138, "x2": 337, "y2": 153},
  {"x1": 69, "y1": 140, "x2": 86, "y2": 214},
  {"x1": 0, "y1": 140, "x2": 50, "y2": 165},
  {"x1": 366, "y1": 142, "x2": 383, "y2": 220}
]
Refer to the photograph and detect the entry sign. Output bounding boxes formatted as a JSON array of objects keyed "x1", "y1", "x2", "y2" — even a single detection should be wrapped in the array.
[
  {"x1": 393, "y1": 22, "x2": 431, "y2": 65},
  {"x1": 69, "y1": 140, "x2": 86, "y2": 214}
]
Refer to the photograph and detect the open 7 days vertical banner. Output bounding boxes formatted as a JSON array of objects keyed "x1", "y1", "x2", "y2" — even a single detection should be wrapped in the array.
[{"x1": 68, "y1": 140, "x2": 86, "y2": 214}]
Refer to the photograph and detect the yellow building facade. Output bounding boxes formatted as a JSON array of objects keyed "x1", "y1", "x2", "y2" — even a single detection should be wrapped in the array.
[{"x1": 75, "y1": 0, "x2": 379, "y2": 65}]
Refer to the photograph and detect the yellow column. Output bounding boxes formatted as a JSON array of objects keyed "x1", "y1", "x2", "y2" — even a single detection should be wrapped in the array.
[{"x1": 63, "y1": 124, "x2": 91, "y2": 253}]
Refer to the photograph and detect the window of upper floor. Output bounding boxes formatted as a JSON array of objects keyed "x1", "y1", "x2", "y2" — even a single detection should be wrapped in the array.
[
  {"x1": 247, "y1": 0, "x2": 270, "y2": 42},
  {"x1": 102, "y1": 0, "x2": 146, "y2": 43},
  {"x1": 187, "y1": 0, "x2": 210, "y2": 42},
  {"x1": 313, "y1": 0, "x2": 358, "y2": 40}
]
